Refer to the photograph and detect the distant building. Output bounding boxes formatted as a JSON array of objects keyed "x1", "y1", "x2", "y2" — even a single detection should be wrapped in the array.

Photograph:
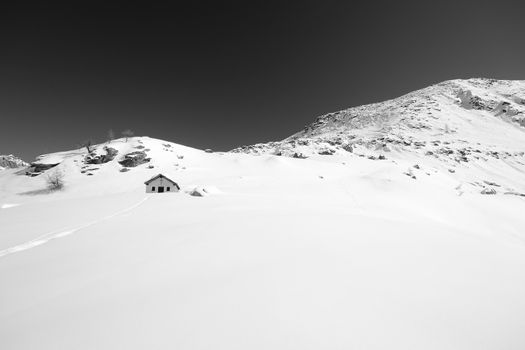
[{"x1": 144, "y1": 174, "x2": 180, "y2": 193}]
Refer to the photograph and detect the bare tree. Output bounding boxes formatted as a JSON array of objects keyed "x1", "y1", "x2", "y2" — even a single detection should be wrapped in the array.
[
  {"x1": 46, "y1": 169, "x2": 65, "y2": 191},
  {"x1": 81, "y1": 139, "x2": 93, "y2": 153},
  {"x1": 107, "y1": 129, "x2": 115, "y2": 143},
  {"x1": 121, "y1": 129, "x2": 134, "y2": 142}
]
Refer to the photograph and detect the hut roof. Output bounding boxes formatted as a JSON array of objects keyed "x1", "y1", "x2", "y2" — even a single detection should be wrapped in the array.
[{"x1": 144, "y1": 174, "x2": 179, "y2": 188}]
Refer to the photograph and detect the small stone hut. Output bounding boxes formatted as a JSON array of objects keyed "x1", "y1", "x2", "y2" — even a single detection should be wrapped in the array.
[{"x1": 144, "y1": 174, "x2": 180, "y2": 193}]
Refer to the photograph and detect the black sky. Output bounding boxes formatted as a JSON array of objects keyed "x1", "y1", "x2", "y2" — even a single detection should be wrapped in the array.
[{"x1": 1, "y1": 1, "x2": 524, "y2": 161}]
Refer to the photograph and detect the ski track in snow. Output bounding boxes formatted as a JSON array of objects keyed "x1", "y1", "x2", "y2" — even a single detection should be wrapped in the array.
[
  {"x1": 0, "y1": 196, "x2": 150, "y2": 259},
  {"x1": 1, "y1": 203, "x2": 21, "y2": 209}
]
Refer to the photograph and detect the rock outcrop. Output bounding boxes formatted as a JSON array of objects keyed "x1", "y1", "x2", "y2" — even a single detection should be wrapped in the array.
[
  {"x1": 85, "y1": 147, "x2": 118, "y2": 164},
  {"x1": 118, "y1": 151, "x2": 151, "y2": 167},
  {"x1": 481, "y1": 188, "x2": 497, "y2": 195},
  {"x1": 24, "y1": 162, "x2": 59, "y2": 176}
]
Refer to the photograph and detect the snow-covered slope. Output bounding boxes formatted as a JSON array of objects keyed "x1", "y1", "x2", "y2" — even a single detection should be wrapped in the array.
[
  {"x1": 234, "y1": 78, "x2": 525, "y2": 156},
  {"x1": 232, "y1": 78, "x2": 525, "y2": 195},
  {"x1": 1, "y1": 79, "x2": 525, "y2": 349}
]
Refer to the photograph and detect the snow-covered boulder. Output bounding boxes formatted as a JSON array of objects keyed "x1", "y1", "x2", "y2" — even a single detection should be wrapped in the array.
[
  {"x1": 187, "y1": 186, "x2": 221, "y2": 197},
  {"x1": 188, "y1": 187, "x2": 206, "y2": 197}
]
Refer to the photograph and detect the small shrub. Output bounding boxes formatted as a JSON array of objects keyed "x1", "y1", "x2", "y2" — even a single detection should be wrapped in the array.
[{"x1": 46, "y1": 169, "x2": 65, "y2": 190}]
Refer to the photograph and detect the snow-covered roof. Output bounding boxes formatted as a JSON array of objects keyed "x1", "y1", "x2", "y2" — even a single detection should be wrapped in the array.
[{"x1": 144, "y1": 174, "x2": 179, "y2": 187}]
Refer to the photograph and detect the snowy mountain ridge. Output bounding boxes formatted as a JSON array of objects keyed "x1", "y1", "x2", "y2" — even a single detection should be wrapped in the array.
[
  {"x1": 0, "y1": 155, "x2": 28, "y2": 170},
  {"x1": 0, "y1": 79, "x2": 523, "y2": 197},
  {"x1": 0, "y1": 79, "x2": 523, "y2": 198},
  {"x1": 232, "y1": 78, "x2": 525, "y2": 162}
]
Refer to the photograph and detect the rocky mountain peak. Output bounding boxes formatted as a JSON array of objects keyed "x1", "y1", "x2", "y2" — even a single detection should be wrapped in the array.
[
  {"x1": 0, "y1": 154, "x2": 29, "y2": 170},
  {"x1": 231, "y1": 78, "x2": 525, "y2": 162}
]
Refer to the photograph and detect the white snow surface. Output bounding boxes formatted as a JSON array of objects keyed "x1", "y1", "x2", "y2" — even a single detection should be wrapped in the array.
[{"x1": 1, "y1": 80, "x2": 525, "y2": 349}]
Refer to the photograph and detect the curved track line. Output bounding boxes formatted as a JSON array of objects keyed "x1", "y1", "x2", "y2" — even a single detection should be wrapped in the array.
[{"x1": 0, "y1": 196, "x2": 149, "y2": 259}]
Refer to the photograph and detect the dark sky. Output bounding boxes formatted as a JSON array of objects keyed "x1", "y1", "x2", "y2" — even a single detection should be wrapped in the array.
[{"x1": 1, "y1": 1, "x2": 524, "y2": 161}]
